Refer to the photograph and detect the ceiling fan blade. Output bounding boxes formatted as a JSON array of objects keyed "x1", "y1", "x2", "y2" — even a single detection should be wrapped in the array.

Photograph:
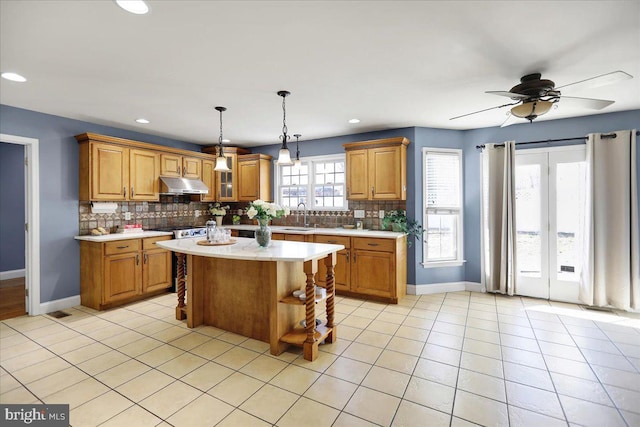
[
  {"x1": 486, "y1": 91, "x2": 529, "y2": 99},
  {"x1": 559, "y1": 96, "x2": 615, "y2": 110},
  {"x1": 450, "y1": 102, "x2": 519, "y2": 120},
  {"x1": 500, "y1": 112, "x2": 518, "y2": 128},
  {"x1": 556, "y1": 70, "x2": 632, "y2": 92}
]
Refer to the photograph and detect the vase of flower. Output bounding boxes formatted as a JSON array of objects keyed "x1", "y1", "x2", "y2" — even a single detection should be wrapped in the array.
[
  {"x1": 255, "y1": 218, "x2": 272, "y2": 247},
  {"x1": 215, "y1": 216, "x2": 224, "y2": 226},
  {"x1": 246, "y1": 199, "x2": 290, "y2": 248},
  {"x1": 209, "y1": 203, "x2": 230, "y2": 227}
]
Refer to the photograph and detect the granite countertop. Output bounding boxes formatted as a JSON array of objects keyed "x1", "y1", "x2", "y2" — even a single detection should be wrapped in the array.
[
  {"x1": 224, "y1": 224, "x2": 405, "y2": 239},
  {"x1": 74, "y1": 231, "x2": 174, "y2": 242},
  {"x1": 156, "y1": 237, "x2": 345, "y2": 262}
]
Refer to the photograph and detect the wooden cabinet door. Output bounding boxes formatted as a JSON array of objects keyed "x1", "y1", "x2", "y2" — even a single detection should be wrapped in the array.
[
  {"x1": 284, "y1": 234, "x2": 306, "y2": 242},
  {"x1": 369, "y1": 146, "x2": 404, "y2": 200},
  {"x1": 317, "y1": 250, "x2": 350, "y2": 292},
  {"x1": 143, "y1": 249, "x2": 172, "y2": 293},
  {"x1": 351, "y1": 249, "x2": 395, "y2": 298},
  {"x1": 201, "y1": 159, "x2": 216, "y2": 202},
  {"x1": 104, "y1": 252, "x2": 140, "y2": 303},
  {"x1": 238, "y1": 159, "x2": 259, "y2": 201},
  {"x1": 91, "y1": 143, "x2": 129, "y2": 201},
  {"x1": 217, "y1": 153, "x2": 237, "y2": 201},
  {"x1": 182, "y1": 157, "x2": 202, "y2": 179},
  {"x1": 346, "y1": 149, "x2": 368, "y2": 200},
  {"x1": 130, "y1": 149, "x2": 159, "y2": 201},
  {"x1": 160, "y1": 153, "x2": 182, "y2": 177}
]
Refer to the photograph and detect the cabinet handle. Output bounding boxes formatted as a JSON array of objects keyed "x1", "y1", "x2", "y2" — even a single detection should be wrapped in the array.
[
  {"x1": 123, "y1": 187, "x2": 126, "y2": 197},
  {"x1": 367, "y1": 243, "x2": 379, "y2": 247},
  {"x1": 346, "y1": 187, "x2": 349, "y2": 197},
  {"x1": 178, "y1": 166, "x2": 181, "y2": 175},
  {"x1": 327, "y1": 240, "x2": 337, "y2": 244},
  {"x1": 131, "y1": 187, "x2": 134, "y2": 197},
  {"x1": 371, "y1": 186, "x2": 375, "y2": 197},
  {"x1": 346, "y1": 252, "x2": 350, "y2": 263},
  {"x1": 144, "y1": 254, "x2": 148, "y2": 264},
  {"x1": 117, "y1": 245, "x2": 129, "y2": 249},
  {"x1": 136, "y1": 254, "x2": 140, "y2": 265}
]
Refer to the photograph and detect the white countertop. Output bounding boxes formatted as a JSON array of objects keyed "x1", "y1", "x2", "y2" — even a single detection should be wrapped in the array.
[
  {"x1": 225, "y1": 224, "x2": 405, "y2": 239},
  {"x1": 156, "y1": 237, "x2": 345, "y2": 262},
  {"x1": 74, "y1": 231, "x2": 173, "y2": 242}
]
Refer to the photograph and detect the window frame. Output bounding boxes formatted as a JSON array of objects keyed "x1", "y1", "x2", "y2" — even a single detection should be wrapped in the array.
[
  {"x1": 421, "y1": 147, "x2": 465, "y2": 268},
  {"x1": 274, "y1": 153, "x2": 349, "y2": 211}
]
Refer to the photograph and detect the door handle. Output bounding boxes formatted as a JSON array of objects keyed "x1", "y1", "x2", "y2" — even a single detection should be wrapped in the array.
[
  {"x1": 353, "y1": 252, "x2": 357, "y2": 263},
  {"x1": 136, "y1": 254, "x2": 140, "y2": 265},
  {"x1": 144, "y1": 254, "x2": 148, "y2": 264},
  {"x1": 123, "y1": 187, "x2": 126, "y2": 197},
  {"x1": 178, "y1": 166, "x2": 181, "y2": 175},
  {"x1": 131, "y1": 187, "x2": 134, "y2": 197},
  {"x1": 327, "y1": 240, "x2": 337, "y2": 244},
  {"x1": 346, "y1": 252, "x2": 350, "y2": 263},
  {"x1": 367, "y1": 243, "x2": 379, "y2": 247},
  {"x1": 117, "y1": 245, "x2": 129, "y2": 249},
  {"x1": 371, "y1": 186, "x2": 375, "y2": 197}
]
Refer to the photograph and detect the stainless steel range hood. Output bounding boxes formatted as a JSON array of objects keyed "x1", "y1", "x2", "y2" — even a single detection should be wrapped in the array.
[{"x1": 159, "y1": 176, "x2": 209, "y2": 195}]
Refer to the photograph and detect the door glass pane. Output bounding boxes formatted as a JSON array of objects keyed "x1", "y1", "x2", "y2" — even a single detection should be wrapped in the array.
[
  {"x1": 556, "y1": 162, "x2": 586, "y2": 281},
  {"x1": 516, "y1": 164, "x2": 542, "y2": 278}
]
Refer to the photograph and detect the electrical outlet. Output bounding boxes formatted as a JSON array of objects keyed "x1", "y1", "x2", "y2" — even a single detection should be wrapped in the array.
[
  {"x1": 124, "y1": 212, "x2": 132, "y2": 220},
  {"x1": 379, "y1": 210, "x2": 385, "y2": 219},
  {"x1": 194, "y1": 210, "x2": 201, "y2": 218},
  {"x1": 354, "y1": 210, "x2": 365, "y2": 218}
]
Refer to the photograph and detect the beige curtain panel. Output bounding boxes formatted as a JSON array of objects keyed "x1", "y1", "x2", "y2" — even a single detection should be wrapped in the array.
[
  {"x1": 581, "y1": 130, "x2": 639, "y2": 310},
  {"x1": 481, "y1": 141, "x2": 517, "y2": 295}
]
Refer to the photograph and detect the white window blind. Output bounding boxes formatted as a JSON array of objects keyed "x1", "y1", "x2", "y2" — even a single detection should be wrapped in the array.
[{"x1": 423, "y1": 148, "x2": 464, "y2": 266}]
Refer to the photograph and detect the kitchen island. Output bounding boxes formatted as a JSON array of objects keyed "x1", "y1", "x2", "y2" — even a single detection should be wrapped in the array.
[{"x1": 156, "y1": 237, "x2": 344, "y2": 361}]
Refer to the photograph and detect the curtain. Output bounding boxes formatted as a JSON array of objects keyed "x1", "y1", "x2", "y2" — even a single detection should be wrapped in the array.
[
  {"x1": 481, "y1": 141, "x2": 517, "y2": 295},
  {"x1": 580, "y1": 130, "x2": 639, "y2": 310}
]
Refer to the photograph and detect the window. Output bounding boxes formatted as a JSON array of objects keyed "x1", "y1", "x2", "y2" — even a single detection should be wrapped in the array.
[
  {"x1": 276, "y1": 154, "x2": 348, "y2": 210},
  {"x1": 422, "y1": 148, "x2": 463, "y2": 267}
]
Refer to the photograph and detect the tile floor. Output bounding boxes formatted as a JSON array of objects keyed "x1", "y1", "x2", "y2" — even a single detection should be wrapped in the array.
[{"x1": 1, "y1": 291, "x2": 639, "y2": 426}]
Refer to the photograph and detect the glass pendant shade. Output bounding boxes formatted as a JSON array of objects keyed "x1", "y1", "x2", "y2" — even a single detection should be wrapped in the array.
[
  {"x1": 277, "y1": 147, "x2": 293, "y2": 165},
  {"x1": 294, "y1": 157, "x2": 302, "y2": 167},
  {"x1": 214, "y1": 154, "x2": 230, "y2": 172},
  {"x1": 511, "y1": 100, "x2": 553, "y2": 120}
]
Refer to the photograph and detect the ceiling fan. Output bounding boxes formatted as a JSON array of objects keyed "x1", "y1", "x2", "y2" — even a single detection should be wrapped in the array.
[{"x1": 450, "y1": 70, "x2": 632, "y2": 126}]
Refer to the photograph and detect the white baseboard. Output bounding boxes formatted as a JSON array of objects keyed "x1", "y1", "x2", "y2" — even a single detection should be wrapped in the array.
[
  {"x1": 38, "y1": 295, "x2": 81, "y2": 315},
  {"x1": 407, "y1": 282, "x2": 484, "y2": 295},
  {"x1": 0, "y1": 269, "x2": 25, "y2": 280}
]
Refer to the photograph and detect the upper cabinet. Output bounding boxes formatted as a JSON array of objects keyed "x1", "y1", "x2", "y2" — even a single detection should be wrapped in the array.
[
  {"x1": 160, "y1": 154, "x2": 202, "y2": 179},
  {"x1": 343, "y1": 137, "x2": 409, "y2": 201},
  {"x1": 76, "y1": 133, "x2": 215, "y2": 202},
  {"x1": 201, "y1": 146, "x2": 251, "y2": 202},
  {"x1": 200, "y1": 159, "x2": 216, "y2": 202},
  {"x1": 238, "y1": 153, "x2": 272, "y2": 202}
]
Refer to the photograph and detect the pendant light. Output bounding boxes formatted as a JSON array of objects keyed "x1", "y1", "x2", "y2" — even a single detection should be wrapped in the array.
[
  {"x1": 293, "y1": 134, "x2": 302, "y2": 167},
  {"x1": 214, "y1": 106, "x2": 231, "y2": 172},
  {"x1": 276, "y1": 90, "x2": 293, "y2": 165}
]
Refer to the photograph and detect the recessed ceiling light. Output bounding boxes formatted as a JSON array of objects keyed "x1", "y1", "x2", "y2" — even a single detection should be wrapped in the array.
[
  {"x1": 135, "y1": 118, "x2": 150, "y2": 124},
  {"x1": 1, "y1": 72, "x2": 27, "y2": 83},
  {"x1": 222, "y1": 139, "x2": 231, "y2": 143},
  {"x1": 115, "y1": 0, "x2": 149, "y2": 15},
  {"x1": 348, "y1": 118, "x2": 360, "y2": 124}
]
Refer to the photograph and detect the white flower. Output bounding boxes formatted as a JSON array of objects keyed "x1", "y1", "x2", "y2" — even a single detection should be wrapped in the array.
[
  {"x1": 247, "y1": 206, "x2": 258, "y2": 219},
  {"x1": 253, "y1": 199, "x2": 265, "y2": 206},
  {"x1": 267, "y1": 206, "x2": 278, "y2": 217},
  {"x1": 284, "y1": 207, "x2": 290, "y2": 216}
]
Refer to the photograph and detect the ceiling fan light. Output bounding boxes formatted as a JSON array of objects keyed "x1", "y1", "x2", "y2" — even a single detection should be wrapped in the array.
[{"x1": 511, "y1": 100, "x2": 553, "y2": 120}]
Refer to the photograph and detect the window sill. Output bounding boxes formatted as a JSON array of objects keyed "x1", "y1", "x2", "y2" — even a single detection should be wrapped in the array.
[{"x1": 421, "y1": 260, "x2": 466, "y2": 269}]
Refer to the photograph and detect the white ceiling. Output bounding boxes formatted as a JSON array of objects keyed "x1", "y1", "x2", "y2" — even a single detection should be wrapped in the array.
[{"x1": 1, "y1": 1, "x2": 639, "y2": 147}]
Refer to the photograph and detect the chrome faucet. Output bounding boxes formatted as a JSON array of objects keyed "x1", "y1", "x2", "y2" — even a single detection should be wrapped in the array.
[{"x1": 296, "y1": 202, "x2": 309, "y2": 227}]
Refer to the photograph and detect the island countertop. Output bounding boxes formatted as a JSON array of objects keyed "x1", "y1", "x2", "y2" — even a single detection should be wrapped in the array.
[
  {"x1": 156, "y1": 237, "x2": 344, "y2": 262},
  {"x1": 223, "y1": 224, "x2": 405, "y2": 239}
]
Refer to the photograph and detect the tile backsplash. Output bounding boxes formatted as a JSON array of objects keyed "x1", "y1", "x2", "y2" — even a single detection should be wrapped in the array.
[{"x1": 78, "y1": 198, "x2": 407, "y2": 234}]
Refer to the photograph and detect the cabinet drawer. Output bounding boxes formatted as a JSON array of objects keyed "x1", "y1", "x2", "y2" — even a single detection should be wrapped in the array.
[
  {"x1": 314, "y1": 234, "x2": 351, "y2": 248},
  {"x1": 353, "y1": 237, "x2": 395, "y2": 252},
  {"x1": 105, "y1": 239, "x2": 140, "y2": 255},
  {"x1": 143, "y1": 236, "x2": 172, "y2": 250}
]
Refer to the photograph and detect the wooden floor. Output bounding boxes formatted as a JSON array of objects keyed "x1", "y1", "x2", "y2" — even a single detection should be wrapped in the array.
[{"x1": 0, "y1": 277, "x2": 26, "y2": 320}]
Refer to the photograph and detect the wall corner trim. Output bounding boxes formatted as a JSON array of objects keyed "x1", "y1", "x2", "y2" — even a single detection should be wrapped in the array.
[
  {"x1": 0, "y1": 269, "x2": 26, "y2": 281},
  {"x1": 38, "y1": 295, "x2": 81, "y2": 315},
  {"x1": 407, "y1": 281, "x2": 484, "y2": 295}
]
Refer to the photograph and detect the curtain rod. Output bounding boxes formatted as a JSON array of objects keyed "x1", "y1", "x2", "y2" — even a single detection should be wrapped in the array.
[{"x1": 475, "y1": 130, "x2": 640, "y2": 150}]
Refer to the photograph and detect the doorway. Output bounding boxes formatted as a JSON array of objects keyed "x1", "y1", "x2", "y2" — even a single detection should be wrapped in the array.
[
  {"x1": 0, "y1": 133, "x2": 40, "y2": 316},
  {"x1": 515, "y1": 145, "x2": 587, "y2": 303}
]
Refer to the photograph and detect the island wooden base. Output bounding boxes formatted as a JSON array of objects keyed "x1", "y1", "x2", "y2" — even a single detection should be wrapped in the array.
[{"x1": 175, "y1": 252, "x2": 337, "y2": 361}]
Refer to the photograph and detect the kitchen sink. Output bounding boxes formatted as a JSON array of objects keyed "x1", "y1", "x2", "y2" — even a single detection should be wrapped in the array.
[{"x1": 281, "y1": 227, "x2": 315, "y2": 231}]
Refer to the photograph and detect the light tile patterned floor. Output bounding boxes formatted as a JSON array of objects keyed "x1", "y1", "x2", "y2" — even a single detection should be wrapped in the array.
[{"x1": 1, "y1": 291, "x2": 640, "y2": 426}]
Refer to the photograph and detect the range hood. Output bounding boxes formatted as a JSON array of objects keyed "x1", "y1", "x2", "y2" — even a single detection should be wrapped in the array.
[{"x1": 159, "y1": 176, "x2": 209, "y2": 195}]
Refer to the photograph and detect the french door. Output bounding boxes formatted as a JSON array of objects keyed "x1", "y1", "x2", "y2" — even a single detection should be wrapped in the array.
[{"x1": 515, "y1": 146, "x2": 586, "y2": 303}]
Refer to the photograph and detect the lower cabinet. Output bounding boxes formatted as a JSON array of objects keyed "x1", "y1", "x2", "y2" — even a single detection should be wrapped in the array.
[
  {"x1": 80, "y1": 236, "x2": 172, "y2": 310},
  {"x1": 315, "y1": 234, "x2": 407, "y2": 303}
]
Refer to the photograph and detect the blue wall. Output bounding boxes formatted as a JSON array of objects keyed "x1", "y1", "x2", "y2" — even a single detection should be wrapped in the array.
[
  {"x1": 0, "y1": 105, "x2": 200, "y2": 303},
  {"x1": 0, "y1": 142, "x2": 26, "y2": 272},
  {"x1": 0, "y1": 102, "x2": 637, "y2": 301}
]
